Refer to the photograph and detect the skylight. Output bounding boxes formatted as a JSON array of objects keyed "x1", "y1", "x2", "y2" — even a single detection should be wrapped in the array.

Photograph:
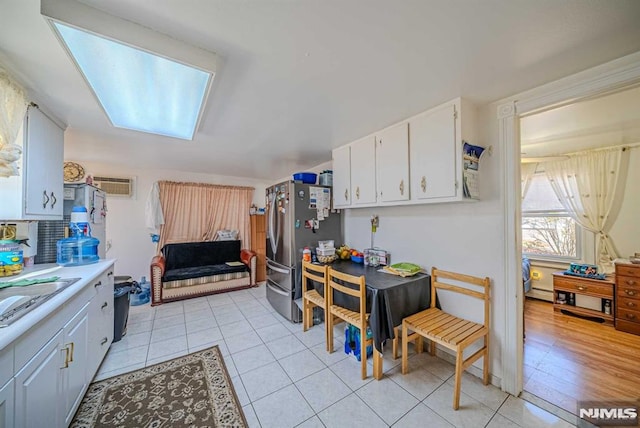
[{"x1": 42, "y1": 0, "x2": 217, "y2": 141}]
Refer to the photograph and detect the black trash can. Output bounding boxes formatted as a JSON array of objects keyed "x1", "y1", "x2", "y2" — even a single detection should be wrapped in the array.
[{"x1": 113, "y1": 276, "x2": 134, "y2": 343}]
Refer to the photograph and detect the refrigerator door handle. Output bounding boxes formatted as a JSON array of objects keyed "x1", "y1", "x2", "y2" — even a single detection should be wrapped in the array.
[
  {"x1": 267, "y1": 261, "x2": 290, "y2": 275},
  {"x1": 268, "y1": 194, "x2": 278, "y2": 255},
  {"x1": 266, "y1": 280, "x2": 289, "y2": 297}
]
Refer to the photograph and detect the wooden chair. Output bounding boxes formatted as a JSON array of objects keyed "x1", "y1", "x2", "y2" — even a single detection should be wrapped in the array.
[
  {"x1": 301, "y1": 261, "x2": 330, "y2": 350},
  {"x1": 326, "y1": 267, "x2": 372, "y2": 379},
  {"x1": 401, "y1": 267, "x2": 490, "y2": 410}
]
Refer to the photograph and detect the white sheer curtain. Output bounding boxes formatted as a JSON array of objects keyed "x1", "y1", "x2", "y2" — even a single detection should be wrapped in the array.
[
  {"x1": 520, "y1": 162, "x2": 538, "y2": 200},
  {"x1": 544, "y1": 148, "x2": 628, "y2": 273},
  {"x1": 0, "y1": 69, "x2": 28, "y2": 177}
]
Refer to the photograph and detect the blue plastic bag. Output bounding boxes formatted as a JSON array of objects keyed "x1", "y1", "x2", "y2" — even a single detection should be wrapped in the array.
[{"x1": 344, "y1": 324, "x2": 373, "y2": 361}]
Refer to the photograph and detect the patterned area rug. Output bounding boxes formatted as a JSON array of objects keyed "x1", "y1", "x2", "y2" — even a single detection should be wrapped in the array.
[{"x1": 71, "y1": 346, "x2": 247, "y2": 427}]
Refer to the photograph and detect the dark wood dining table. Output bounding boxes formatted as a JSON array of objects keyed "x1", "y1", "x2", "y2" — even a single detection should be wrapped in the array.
[{"x1": 314, "y1": 259, "x2": 431, "y2": 379}]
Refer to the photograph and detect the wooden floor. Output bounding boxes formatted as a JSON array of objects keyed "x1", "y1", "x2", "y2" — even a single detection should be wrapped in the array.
[{"x1": 523, "y1": 298, "x2": 640, "y2": 415}]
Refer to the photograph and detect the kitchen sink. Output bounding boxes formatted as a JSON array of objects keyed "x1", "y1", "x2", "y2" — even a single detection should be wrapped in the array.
[{"x1": 0, "y1": 278, "x2": 81, "y2": 327}]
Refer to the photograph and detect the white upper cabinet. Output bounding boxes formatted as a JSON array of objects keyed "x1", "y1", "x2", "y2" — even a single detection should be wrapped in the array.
[
  {"x1": 0, "y1": 107, "x2": 64, "y2": 220},
  {"x1": 409, "y1": 102, "x2": 458, "y2": 200},
  {"x1": 377, "y1": 122, "x2": 409, "y2": 203},
  {"x1": 350, "y1": 135, "x2": 377, "y2": 205},
  {"x1": 331, "y1": 97, "x2": 478, "y2": 208},
  {"x1": 332, "y1": 145, "x2": 351, "y2": 208}
]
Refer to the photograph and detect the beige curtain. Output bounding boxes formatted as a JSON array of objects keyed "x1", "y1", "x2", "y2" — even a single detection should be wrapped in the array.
[
  {"x1": 544, "y1": 147, "x2": 628, "y2": 273},
  {"x1": 157, "y1": 181, "x2": 254, "y2": 252}
]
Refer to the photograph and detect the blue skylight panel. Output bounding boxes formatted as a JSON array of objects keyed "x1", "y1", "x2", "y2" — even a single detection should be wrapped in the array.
[{"x1": 53, "y1": 22, "x2": 211, "y2": 140}]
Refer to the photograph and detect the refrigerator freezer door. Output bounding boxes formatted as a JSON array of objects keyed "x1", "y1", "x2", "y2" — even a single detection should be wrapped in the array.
[{"x1": 266, "y1": 280, "x2": 301, "y2": 323}]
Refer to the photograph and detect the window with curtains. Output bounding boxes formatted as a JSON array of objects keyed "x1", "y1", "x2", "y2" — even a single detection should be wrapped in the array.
[
  {"x1": 522, "y1": 172, "x2": 581, "y2": 260},
  {"x1": 155, "y1": 181, "x2": 254, "y2": 252}
]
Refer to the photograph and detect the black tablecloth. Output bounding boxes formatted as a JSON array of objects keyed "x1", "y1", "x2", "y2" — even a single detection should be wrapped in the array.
[{"x1": 311, "y1": 260, "x2": 431, "y2": 352}]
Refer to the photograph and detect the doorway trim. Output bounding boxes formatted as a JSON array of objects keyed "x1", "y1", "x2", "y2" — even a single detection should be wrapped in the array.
[{"x1": 499, "y1": 51, "x2": 640, "y2": 395}]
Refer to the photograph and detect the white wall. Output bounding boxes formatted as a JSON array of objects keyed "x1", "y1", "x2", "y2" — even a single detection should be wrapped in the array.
[
  {"x1": 74, "y1": 161, "x2": 270, "y2": 283},
  {"x1": 341, "y1": 104, "x2": 507, "y2": 378}
]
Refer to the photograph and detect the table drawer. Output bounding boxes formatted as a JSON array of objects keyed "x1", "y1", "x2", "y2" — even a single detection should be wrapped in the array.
[
  {"x1": 554, "y1": 277, "x2": 613, "y2": 298},
  {"x1": 616, "y1": 264, "x2": 640, "y2": 277},
  {"x1": 616, "y1": 306, "x2": 640, "y2": 324}
]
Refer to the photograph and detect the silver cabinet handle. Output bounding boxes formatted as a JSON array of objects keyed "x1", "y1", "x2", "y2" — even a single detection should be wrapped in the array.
[
  {"x1": 344, "y1": 189, "x2": 348, "y2": 201},
  {"x1": 399, "y1": 180, "x2": 404, "y2": 195},
  {"x1": 42, "y1": 190, "x2": 49, "y2": 209},
  {"x1": 108, "y1": 271, "x2": 114, "y2": 277},
  {"x1": 421, "y1": 176, "x2": 427, "y2": 193},
  {"x1": 94, "y1": 281, "x2": 103, "y2": 288},
  {"x1": 101, "y1": 302, "x2": 108, "y2": 309},
  {"x1": 101, "y1": 337, "x2": 108, "y2": 345},
  {"x1": 50, "y1": 192, "x2": 57, "y2": 209},
  {"x1": 356, "y1": 186, "x2": 360, "y2": 200}
]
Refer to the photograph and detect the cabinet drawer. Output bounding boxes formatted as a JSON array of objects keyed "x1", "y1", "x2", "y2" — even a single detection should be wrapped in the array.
[
  {"x1": 616, "y1": 275, "x2": 640, "y2": 289},
  {"x1": 553, "y1": 277, "x2": 613, "y2": 298},
  {"x1": 617, "y1": 284, "x2": 640, "y2": 299},
  {"x1": 616, "y1": 306, "x2": 640, "y2": 324},
  {"x1": 616, "y1": 264, "x2": 640, "y2": 277},
  {"x1": 616, "y1": 319, "x2": 640, "y2": 335},
  {"x1": 618, "y1": 296, "x2": 640, "y2": 312}
]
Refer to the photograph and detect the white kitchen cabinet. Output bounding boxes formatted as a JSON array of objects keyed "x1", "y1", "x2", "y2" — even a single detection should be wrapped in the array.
[
  {"x1": 350, "y1": 135, "x2": 377, "y2": 205},
  {"x1": 0, "y1": 378, "x2": 14, "y2": 428},
  {"x1": 0, "y1": 106, "x2": 64, "y2": 220},
  {"x1": 62, "y1": 303, "x2": 90, "y2": 427},
  {"x1": 409, "y1": 98, "x2": 476, "y2": 202},
  {"x1": 87, "y1": 270, "x2": 114, "y2": 377},
  {"x1": 14, "y1": 330, "x2": 64, "y2": 428},
  {"x1": 332, "y1": 145, "x2": 351, "y2": 208},
  {"x1": 376, "y1": 122, "x2": 409, "y2": 203}
]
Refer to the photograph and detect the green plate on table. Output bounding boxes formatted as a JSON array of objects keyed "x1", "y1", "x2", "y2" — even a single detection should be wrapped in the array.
[{"x1": 387, "y1": 263, "x2": 422, "y2": 277}]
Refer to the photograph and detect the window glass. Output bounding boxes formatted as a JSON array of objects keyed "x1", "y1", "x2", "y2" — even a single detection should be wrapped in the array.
[{"x1": 522, "y1": 173, "x2": 579, "y2": 259}]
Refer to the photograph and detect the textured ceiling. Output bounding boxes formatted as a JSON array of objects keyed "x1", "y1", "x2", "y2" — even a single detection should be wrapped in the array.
[{"x1": 1, "y1": 0, "x2": 640, "y2": 180}]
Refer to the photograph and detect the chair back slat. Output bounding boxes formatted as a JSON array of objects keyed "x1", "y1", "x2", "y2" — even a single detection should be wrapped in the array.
[
  {"x1": 327, "y1": 267, "x2": 366, "y2": 317},
  {"x1": 431, "y1": 267, "x2": 491, "y2": 328},
  {"x1": 302, "y1": 261, "x2": 327, "y2": 291}
]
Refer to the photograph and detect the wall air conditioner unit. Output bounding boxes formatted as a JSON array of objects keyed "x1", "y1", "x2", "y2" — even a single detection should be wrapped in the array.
[{"x1": 92, "y1": 176, "x2": 135, "y2": 198}]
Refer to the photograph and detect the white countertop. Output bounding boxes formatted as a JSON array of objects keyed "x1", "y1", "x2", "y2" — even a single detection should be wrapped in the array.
[{"x1": 0, "y1": 260, "x2": 115, "y2": 350}]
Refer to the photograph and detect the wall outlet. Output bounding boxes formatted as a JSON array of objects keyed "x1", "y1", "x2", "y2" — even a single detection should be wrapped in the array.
[{"x1": 531, "y1": 270, "x2": 541, "y2": 280}]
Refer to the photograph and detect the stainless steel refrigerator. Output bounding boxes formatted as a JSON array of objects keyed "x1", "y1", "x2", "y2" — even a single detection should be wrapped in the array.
[{"x1": 266, "y1": 181, "x2": 342, "y2": 323}]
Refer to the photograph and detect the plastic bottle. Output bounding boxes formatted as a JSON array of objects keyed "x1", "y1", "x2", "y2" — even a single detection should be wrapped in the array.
[{"x1": 303, "y1": 247, "x2": 311, "y2": 262}]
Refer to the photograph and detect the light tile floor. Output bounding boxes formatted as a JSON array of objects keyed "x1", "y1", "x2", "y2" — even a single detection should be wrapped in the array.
[{"x1": 95, "y1": 284, "x2": 581, "y2": 428}]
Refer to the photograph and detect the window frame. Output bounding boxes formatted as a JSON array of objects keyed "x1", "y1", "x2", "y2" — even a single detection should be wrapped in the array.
[{"x1": 521, "y1": 209, "x2": 582, "y2": 262}]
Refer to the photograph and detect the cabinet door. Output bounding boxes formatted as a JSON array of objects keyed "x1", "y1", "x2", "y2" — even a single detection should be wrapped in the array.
[
  {"x1": 0, "y1": 379, "x2": 14, "y2": 428},
  {"x1": 332, "y1": 145, "x2": 351, "y2": 208},
  {"x1": 24, "y1": 108, "x2": 64, "y2": 217},
  {"x1": 14, "y1": 330, "x2": 64, "y2": 428},
  {"x1": 409, "y1": 103, "x2": 458, "y2": 200},
  {"x1": 63, "y1": 303, "x2": 90, "y2": 426},
  {"x1": 88, "y1": 271, "x2": 114, "y2": 377},
  {"x1": 350, "y1": 136, "x2": 377, "y2": 205},
  {"x1": 377, "y1": 122, "x2": 409, "y2": 202}
]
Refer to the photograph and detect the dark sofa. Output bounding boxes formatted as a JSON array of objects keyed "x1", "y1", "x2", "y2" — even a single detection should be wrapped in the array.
[{"x1": 150, "y1": 240, "x2": 256, "y2": 305}]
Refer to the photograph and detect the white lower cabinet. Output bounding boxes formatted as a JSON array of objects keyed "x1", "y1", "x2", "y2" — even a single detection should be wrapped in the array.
[
  {"x1": 0, "y1": 378, "x2": 14, "y2": 428},
  {"x1": 62, "y1": 304, "x2": 90, "y2": 427},
  {"x1": 14, "y1": 330, "x2": 64, "y2": 428},
  {"x1": 6, "y1": 263, "x2": 115, "y2": 428},
  {"x1": 87, "y1": 271, "x2": 114, "y2": 376}
]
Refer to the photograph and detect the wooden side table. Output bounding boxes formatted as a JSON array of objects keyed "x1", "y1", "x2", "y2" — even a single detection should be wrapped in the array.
[{"x1": 552, "y1": 272, "x2": 615, "y2": 326}]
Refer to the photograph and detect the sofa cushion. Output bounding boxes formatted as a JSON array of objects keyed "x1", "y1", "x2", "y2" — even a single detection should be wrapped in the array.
[
  {"x1": 163, "y1": 263, "x2": 249, "y2": 282},
  {"x1": 162, "y1": 240, "x2": 242, "y2": 271}
]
